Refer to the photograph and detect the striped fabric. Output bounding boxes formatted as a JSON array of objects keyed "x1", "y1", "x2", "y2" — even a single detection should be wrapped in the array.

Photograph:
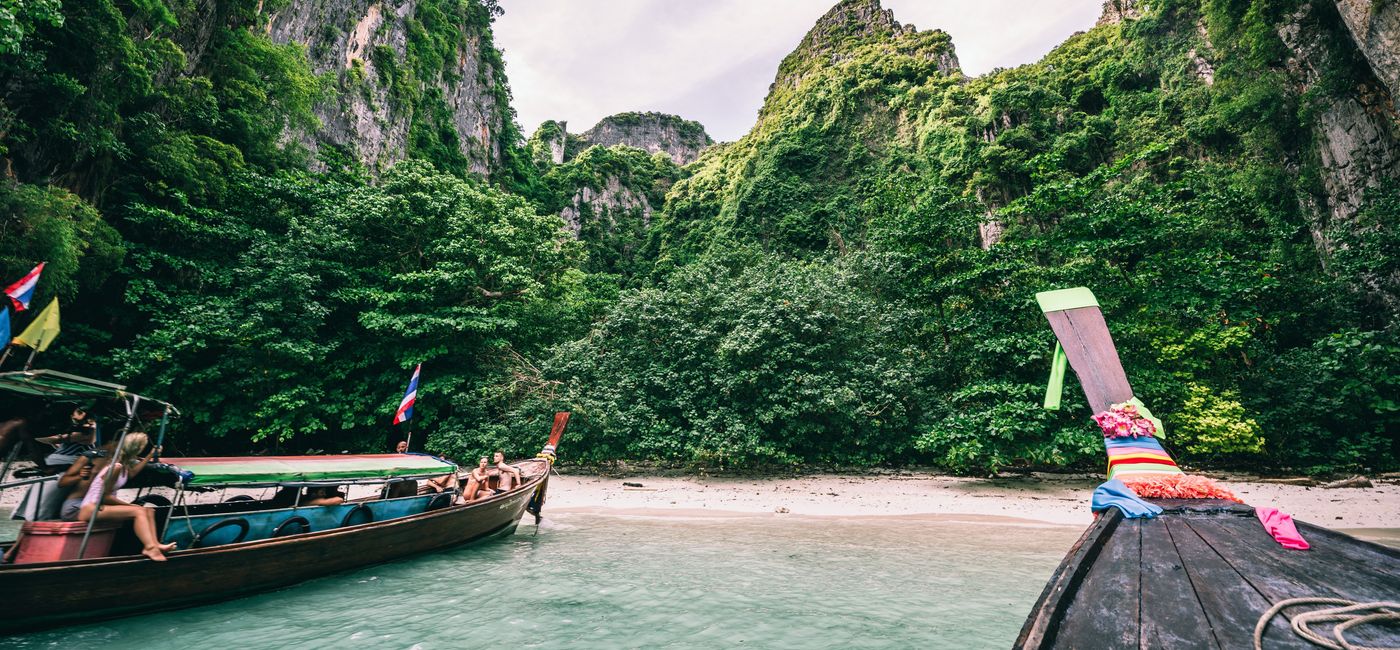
[{"x1": 1104, "y1": 436, "x2": 1182, "y2": 480}]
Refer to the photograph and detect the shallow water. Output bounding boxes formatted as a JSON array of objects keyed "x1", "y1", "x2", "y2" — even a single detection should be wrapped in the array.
[{"x1": 3, "y1": 513, "x2": 1084, "y2": 649}]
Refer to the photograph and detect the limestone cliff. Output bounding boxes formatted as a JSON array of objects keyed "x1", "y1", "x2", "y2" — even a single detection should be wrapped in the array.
[
  {"x1": 578, "y1": 113, "x2": 713, "y2": 166},
  {"x1": 1276, "y1": 1, "x2": 1400, "y2": 242},
  {"x1": 542, "y1": 145, "x2": 685, "y2": 276},
  {"x1": 773, "y1": 0, "x2": 959, "y2": 93},
  {"x1": 531, "y1": 113, "x2": 713, "y2": 167},
  {"x1": 1333, "y1": 0, "x2": 1400, "y2": 101},
  {"x1": 266, "y1": 0, "x2": 510, "y2": 176}
]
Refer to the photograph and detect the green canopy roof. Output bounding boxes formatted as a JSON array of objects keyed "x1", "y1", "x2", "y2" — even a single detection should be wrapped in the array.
[
  {"x1": 0, "y1": 369, "x2": 174, "y2": 410},
  {"x1": 163, "y1": 454, "x2": 458, "y2": 487}
]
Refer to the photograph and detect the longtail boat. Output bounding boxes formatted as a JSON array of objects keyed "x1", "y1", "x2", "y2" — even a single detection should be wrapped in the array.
[
  {"x1": 1015, "y1": 288, "x2": 1400, "y2": 649},
  {"x1": 0, "y1": 370, "x2": 569, "y2": 633}
]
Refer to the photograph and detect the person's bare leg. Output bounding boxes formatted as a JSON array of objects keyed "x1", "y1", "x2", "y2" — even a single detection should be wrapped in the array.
[
  {"x1": 136, "y1": 509, "x2": 176, "y2": 555},
  {"x1": 88, "y1": 505, "x2": 171, "y2": 561}
]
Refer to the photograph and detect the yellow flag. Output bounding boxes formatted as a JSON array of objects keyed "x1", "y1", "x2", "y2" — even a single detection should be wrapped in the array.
[{"x1": 13, "y1": 298, "x2": 59, "y2": 351}]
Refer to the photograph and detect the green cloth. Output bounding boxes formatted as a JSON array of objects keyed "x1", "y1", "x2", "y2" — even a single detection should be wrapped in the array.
[
  {"x1": 1123, "y1": 396, "x2": 1166, "y2": 439},
  {"x1": 1035, "y1": 287, "x2": 1099, "y2": 314},
  {"x1": 167, "y1": 454, "x2": 458, "y2": 486},
  {"x1": 1044, "y1": 342, "x2": 1068, "y2": 410}
]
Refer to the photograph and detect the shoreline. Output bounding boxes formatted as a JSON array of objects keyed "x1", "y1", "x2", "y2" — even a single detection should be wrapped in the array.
[{"x1": 543, "y1": 471, "x2": 1400, "y2": 529}]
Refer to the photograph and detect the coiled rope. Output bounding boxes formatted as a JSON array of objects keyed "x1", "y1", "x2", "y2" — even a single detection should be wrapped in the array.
[{"x1": 1253, "y1": 597, "x2": 1400, "y2": 650}]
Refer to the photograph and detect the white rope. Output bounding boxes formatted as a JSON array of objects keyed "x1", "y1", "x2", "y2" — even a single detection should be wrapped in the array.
[{"x1": 1254, "y1": 597, "x2": 1400, "y2": 650}]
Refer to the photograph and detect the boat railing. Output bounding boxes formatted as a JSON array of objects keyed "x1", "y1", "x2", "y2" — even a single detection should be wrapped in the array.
[{"x1": 159, "y1": 489, "x2": 458, "y2": 550}]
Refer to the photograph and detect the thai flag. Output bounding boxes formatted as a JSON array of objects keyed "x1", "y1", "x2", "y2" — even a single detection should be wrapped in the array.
[
  {"x1": 393, "y1": 364, "x2": 421, "y2": 425},
  {"x1": 4, "y1": 263, "x2": 44, "y2": 311}
]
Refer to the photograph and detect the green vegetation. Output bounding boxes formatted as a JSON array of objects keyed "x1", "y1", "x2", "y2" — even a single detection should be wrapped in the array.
[
  {"x1": 0, "y1": 0, "x2": 1395, "y2": 475},
  {"x1": 590, "y1": 112, "x2": 713, "y2": 145}
]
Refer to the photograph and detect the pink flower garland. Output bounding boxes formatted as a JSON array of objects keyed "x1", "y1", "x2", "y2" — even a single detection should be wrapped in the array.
[{"x1": 1091, "y1": 402, "x2": 1158, "y2": 438}]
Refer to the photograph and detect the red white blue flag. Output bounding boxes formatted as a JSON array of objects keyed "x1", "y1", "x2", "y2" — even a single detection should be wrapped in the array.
[
  {"x1": 4, "y1": 263, "x2": 44, "y2": 311},
  {"x1": 393, "y1": 364, "x2": 421, "y2": 425}
]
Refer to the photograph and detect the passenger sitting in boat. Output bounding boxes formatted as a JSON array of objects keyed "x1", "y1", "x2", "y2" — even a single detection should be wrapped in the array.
[
  {"x1": 76, "y1": 432, "x2": 174, "y2": 562},
  {"x1": 464, "y1": 457, "x2": 492, "y2": 501},
  {"x1": 57, "y1": 440, "x2": 116, "y2": 521},
  {"x1": 301, "y1": 485, "x2": 345, "y2": 506},
  {"x1": 35, "y1": 407, "x2": 97, "y2": 471},
  {"x1": 395, "y1": 440, "x2": 409, "y2": 453},
  {"x1": 269, "y1": 485, "x2": 300, "y2": 508},
  {"x1": 417, "y1": 472, "x2": 456, "y2": 496},
  {"x1": 494, "y1": 451, "x2": 522, "y2": 491}
]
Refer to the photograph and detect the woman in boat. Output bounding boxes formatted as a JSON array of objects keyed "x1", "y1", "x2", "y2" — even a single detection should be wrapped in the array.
[
  {"x1": 76, "y1": 432, "x2": 173, "y2": 562},
  {"x1": 494, "y1": 451, "x2": 521, "y2": 491},
  {"x1": 464, "y1": 457, "x2": 492, "y2": 501}
]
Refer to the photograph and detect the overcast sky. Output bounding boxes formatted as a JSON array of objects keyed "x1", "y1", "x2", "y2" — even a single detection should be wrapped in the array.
[{"x1": 494, "y1": 1, "x2": 1103, "y2": 142}]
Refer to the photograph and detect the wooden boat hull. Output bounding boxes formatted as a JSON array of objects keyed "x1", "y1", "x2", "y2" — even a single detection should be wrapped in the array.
[
  {"x1": 1015, "y1": 499, "x2": 1400, "y2": 649},
  {"x1": 0, "y1": 465, "x2": 548, "y2": 634}
]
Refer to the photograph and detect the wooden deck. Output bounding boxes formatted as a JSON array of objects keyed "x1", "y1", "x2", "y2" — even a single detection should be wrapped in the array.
[{"x1": 1016, "y1": 500, "x2": 1400, "y2": 649}]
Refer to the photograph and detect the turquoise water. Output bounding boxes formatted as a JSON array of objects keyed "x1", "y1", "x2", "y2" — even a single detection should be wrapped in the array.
[{"x1": 1, "y1": 512, "x2": 1083, "y2": 649}]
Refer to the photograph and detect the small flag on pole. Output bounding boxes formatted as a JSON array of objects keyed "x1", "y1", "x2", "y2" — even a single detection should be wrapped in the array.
[
  {"x1": 13, "y1": 298, "x2": 59, "y2": 351},
  {"x1": 4, "y1": 262, "x2": 44, "y2": 311},
  {"x1": 393, "y1": 364, "x2": 421, "y2": 425}
]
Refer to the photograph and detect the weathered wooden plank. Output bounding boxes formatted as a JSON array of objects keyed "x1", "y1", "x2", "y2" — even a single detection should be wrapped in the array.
[
  {"x1": 1044, "y1": 307, "x2": 1134, "y2": 413},
  {"x1": 1015, "y1": 511, "x2": 1126, "y2": 649},
  {"x1": 1184, "y1": 515, "x2": 1400, "y2": 607},
  {"x1": 1293, "y1": 521, "x2": 1400, "y2": 572},
  {"x1": 1165, "y1": 516, "x2": 1307, "y2": 649},
  {"x1": 1054, "y1": 516, "x2": 1141, "y2": 649},
  {"x1": 1138, "y1": 518, "x2": 1218, "y2": 649}
]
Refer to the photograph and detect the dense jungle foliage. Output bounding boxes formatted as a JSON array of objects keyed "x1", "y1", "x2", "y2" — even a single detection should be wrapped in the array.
[{"x1": 0, "y1": 0, "x2": 1396, "y2": 474}]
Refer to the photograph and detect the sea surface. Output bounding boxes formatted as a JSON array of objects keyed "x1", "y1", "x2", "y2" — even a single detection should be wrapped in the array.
[{"x1": 1, "y1": 512, "x2": 1087, "y2": 649}]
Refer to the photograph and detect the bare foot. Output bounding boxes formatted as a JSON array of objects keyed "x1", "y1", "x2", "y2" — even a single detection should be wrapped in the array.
[
  {"x1": 142, "y1": 546, "x2": 168, "y2": 562},
  {"x1": 158, "y1": 542, "x2": 177, "y2": 553}
]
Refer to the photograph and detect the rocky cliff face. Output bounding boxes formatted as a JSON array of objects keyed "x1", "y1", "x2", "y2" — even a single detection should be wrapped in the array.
[
  {"x1": 532, "y1": 113, "x2": 713, "y2": 167},
  {"x1": 1333, "y1": 0, "x2": 1400, "y2": 101},
  {"x1": 1277, "y1": 1, "x2": 1400, "y2": 243},
  {"x1": 579, "y1": 113, "x2": 714, "y2": 166},
  {"x1": 771, "y1": 0, "x2": 959, "y2": 97},
  {"x1": 267, "y1": 0, "x2": 508, "y2": 176},
  {"x1": 560, "y1": 175, "x2": 654, "y2": 236}
]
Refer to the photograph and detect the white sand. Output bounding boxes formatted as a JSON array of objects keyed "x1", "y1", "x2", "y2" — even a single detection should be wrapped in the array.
[
  {"x1": 546, "y1": 471, "x2": 1400, "y2": 530},
  {"x1": 6, "y1": 462, "x2": 1395, "y2": 532}
]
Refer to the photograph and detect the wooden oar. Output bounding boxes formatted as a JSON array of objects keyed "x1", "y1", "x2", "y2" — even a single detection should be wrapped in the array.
[{"x1": 1036, "y1": 287, "x2": 1134, "y2": 413}]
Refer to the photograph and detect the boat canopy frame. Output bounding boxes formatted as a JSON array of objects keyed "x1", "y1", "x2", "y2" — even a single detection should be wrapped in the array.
[
  {"x1": 156, "y1": 454, "x2": 461, "y2": 489},
  {"x1": 0, "y1": 370, "x2": 177, "y2": 412},
  {"x1": 0, "y1": 369, "x2": 183, "y2": 558}
]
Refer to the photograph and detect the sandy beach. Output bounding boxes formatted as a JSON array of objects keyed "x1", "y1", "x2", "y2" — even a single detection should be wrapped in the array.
[
  {"x1": 545, "y1": 471, "x2": 1400, "y2": 532},
  {"x1": 5, "y1": 464, "x2": 1396, "y2": 539}
]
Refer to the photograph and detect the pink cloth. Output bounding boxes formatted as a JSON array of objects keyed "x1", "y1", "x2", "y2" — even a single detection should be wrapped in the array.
[{"x1": 1256, "y1": 506, "x2": 1310, "y2": 550}]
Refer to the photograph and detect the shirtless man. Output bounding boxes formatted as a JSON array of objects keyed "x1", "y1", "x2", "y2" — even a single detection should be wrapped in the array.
[{"x1": 494, "y1": 451, "x2": 522, "y2": 491}]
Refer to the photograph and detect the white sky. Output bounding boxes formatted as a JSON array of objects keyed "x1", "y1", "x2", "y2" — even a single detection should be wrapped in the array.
[{"x1": 494, "y1": 1, "x2": 1104, "y2": 142}]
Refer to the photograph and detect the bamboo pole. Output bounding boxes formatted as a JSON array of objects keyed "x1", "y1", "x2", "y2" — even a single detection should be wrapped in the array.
[{"x1": 77, "y1": 394, "x2": 141, "y2": 559}]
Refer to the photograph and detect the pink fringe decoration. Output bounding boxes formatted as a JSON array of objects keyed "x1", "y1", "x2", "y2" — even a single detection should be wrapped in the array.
[{"x1": 1120, "y1": 474, "x2": 1242, "y2": 503}]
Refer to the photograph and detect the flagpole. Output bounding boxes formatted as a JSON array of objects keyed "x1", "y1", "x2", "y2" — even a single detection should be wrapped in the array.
[
  {"x1": 22, "y1": 348, "x2": 36, "y2": 371},
  {"x1": 0, "y1": 346, "x2": 11, "y2": 369}
]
